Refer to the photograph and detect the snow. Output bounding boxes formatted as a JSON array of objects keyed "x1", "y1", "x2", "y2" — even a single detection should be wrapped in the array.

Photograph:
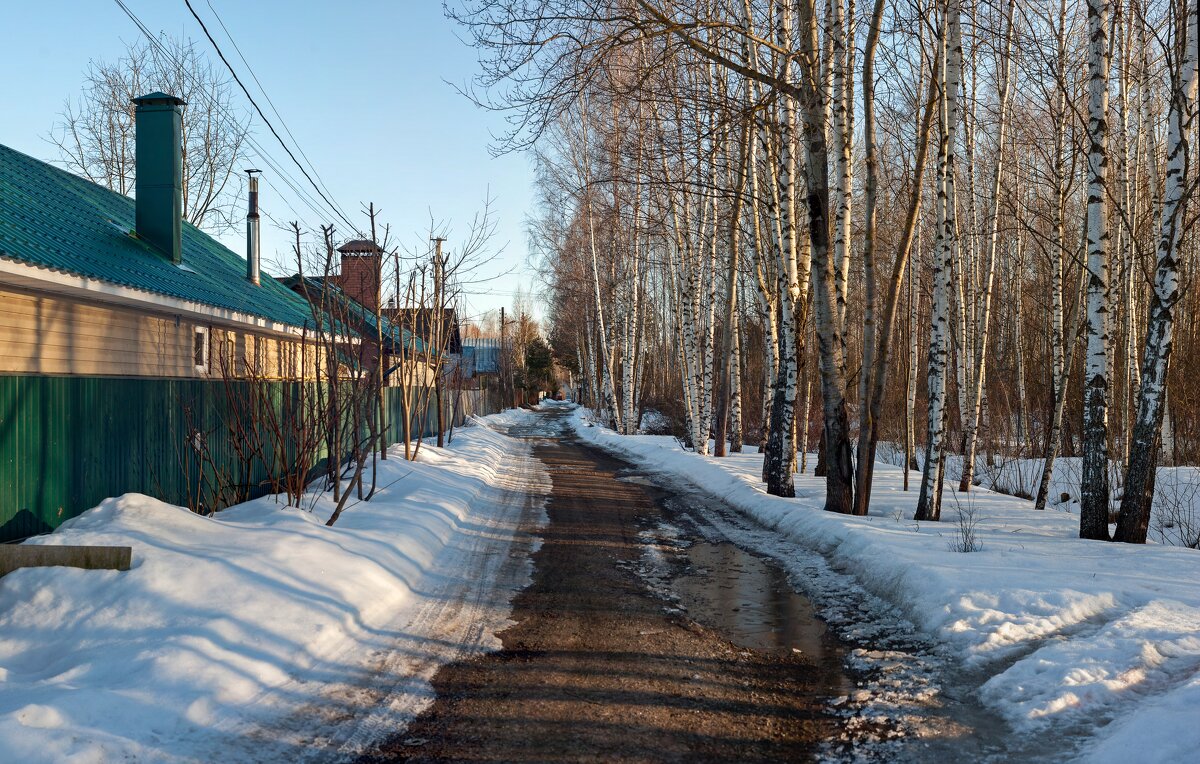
[
  {"x1": 0, "y1": 410, "x2": 548, "y2": 763},
  {"x1": 566, "y1": 405, "x2": 1200, "y2": 762},
  {"x1": 876, "y1": 443, "x2": 1200, "y2": 549},
  {"x1": 638, "y1": 408, "x2": 672, "y2": 435},
  {"x1": 4, "y1": 399, "x2": 1195, "y2": 761}
]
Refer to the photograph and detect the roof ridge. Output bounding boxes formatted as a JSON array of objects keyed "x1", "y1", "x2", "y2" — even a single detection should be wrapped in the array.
[{"x1": 0, "y1": 142, "x2": 317, "y2": 330}]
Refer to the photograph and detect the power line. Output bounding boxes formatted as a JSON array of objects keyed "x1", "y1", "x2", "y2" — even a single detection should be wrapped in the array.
[
  {"x1": 110, "y1": 0, "x2": 347, "y2": 233},
  {"x1": 244, "y1": 140, "x2": 341, "y2": 224},
  {"x1": 460, "y1": 288, "x2": 530, "y2": 297},
  {"x1": 259, "y1": 176, "x2": 304, "y2": 225},
  {"x1": 182, "y1": 0, "x2": 356, "y2": 231},
  {"x1": 203, "y1": 0, "x2": 347, "y2": 225},
  {"x1": 111, "y1": 1, "x2": 515, "y2": 296}
]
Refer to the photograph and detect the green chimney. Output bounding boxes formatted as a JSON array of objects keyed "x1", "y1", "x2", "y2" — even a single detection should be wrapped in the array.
[{"x1": 132, "y1": 92, "x2": 186, "y2": 264}]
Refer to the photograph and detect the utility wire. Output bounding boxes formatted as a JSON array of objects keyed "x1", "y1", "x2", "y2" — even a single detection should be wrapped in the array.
[
  {"x1": 115, "y1": 0, "x2": 506, "y2": 292},
  {"x1": 112, "y1": 0, "x2": 360, "y2": 280},
  {"x1": 182, "y1": 0, "x2": 357, "y2": 231},
  {"x1": 204, "y1": 0, "x2": 349, "y2": 226},
  {"x1": 111, "y1": 0, "x2": 345, "y2": 233}
]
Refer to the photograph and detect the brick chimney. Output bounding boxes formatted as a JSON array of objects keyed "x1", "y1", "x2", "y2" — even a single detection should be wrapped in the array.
[
  {"x1": 337, "y1": 239, "x2": 382, "y2": 313},
  {"x1": 132, "y1": 92, "x2": 186, "y2": 263}
]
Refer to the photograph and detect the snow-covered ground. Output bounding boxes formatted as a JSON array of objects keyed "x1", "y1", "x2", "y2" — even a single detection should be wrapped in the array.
[
  {"x1": 638, "y1": 408, "x2": 673, "y2": 435},
  {"x1": 875, "y1": 443, "x2": 1200, "y2": 549},
  {"x1": 567, "y1": 404, "x2": 1200, "y2": 763},
  {"x1": 0, "y1": 410, "x2": 549, "y2": 763}
]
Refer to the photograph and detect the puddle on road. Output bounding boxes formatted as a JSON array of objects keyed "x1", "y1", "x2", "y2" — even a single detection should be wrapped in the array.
[
  {"x1": 674, "y1": 541, "x2": 839, "y2": 664},
  {"x1": 625, "y1": 475, "x2": 857, "y2": 699},
  {"x1": 619, "y1": 466, "x2": 1069, "y2": 764}
]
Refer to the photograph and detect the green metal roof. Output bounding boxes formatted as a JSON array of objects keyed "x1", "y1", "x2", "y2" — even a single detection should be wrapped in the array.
[
  {"x1": 0, "y1": 143, "x2": 315, "y2": 329},
  {"x1": 277, "y1": 274, "x2": 432, "y2": 356}
]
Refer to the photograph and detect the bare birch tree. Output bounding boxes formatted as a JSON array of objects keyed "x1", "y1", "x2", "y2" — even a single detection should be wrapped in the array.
[
  {"x1": 1115, "y1": 0, "x2": 1198, "y2": 543},
  {"x1": 49, "y1": 35, "x2": 249, "y2": 233}
]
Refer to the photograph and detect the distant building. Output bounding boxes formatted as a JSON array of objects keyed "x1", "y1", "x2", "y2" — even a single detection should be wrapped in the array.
[
  {"x1": 277, "y1": 274, "x2": 431, "y2": 384},
  {"x1": 383, "y1": 307, "x2": 462, "y2": 356},
  {"x1": 461, "y1": 336, "x2": 503, "y2": 381}
]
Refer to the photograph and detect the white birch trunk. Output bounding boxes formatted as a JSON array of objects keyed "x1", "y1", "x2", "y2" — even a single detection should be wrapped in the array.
[
  {"x1": 1034, "y1": 0, "x2": 1072, "y2": 512},
  {"x1": 905, "y1": 233, "x2": 919, "y2": 489},
  {"x1": 916, "y1": 0, "x2": 962, "y2": 522},
  {"x1": 1115, "y1": 0, "x2": 1197, "y2": 543},
  {"x1": 797, "y1": 0, "x2": 854, "y2": 513},
  {"x1": 1013, "y1": 228, "x2": 1030, "y2": 450},
  {"x1": 763, "y1": 4, "x2": 800, "y2": 497},
  {"x1": 959, "y1": 0, "x2": 1015, "y2": 492},
  {"x1": 1081, "y1": 0, "x2": 1115, "y2": 539},
  {"x1": 831, "y1": 0, "x2": 854, "y2": 329}
]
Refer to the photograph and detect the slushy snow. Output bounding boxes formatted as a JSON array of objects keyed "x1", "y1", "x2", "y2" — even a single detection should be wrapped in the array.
[{"x1": 567, "y1": 404, "x2": 1200, "y2": 762}]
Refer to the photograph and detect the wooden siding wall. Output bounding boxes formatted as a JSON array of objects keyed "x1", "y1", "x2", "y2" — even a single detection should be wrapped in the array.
[{"x1": 0, "y1": 286, "x2": 313, "y2": 379}]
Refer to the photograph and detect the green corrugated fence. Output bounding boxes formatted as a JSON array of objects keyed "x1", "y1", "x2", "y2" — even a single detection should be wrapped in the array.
[{"x1": 0, "y1": 376, "x2": 479, "y2": 542}]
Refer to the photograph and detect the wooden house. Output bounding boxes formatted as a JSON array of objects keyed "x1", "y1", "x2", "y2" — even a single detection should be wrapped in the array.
[
  {"x1": 0, "y1": 93, "x2": 325, "y2": 540},
  {"x1": 0, "y1": 94, "x2": 319, "y2": 382},
  {"x1": 277, "y1": 273, "x2": 435, "y2": 386}
]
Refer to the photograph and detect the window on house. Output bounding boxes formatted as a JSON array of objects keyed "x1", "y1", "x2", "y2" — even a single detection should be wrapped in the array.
[{"x1": 193, "y1": 327, "x2": 210, "y2": 373}]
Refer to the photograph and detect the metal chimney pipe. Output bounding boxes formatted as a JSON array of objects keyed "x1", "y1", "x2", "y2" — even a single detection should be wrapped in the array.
[
  {"x1": 245, "y1": 169, "x2": 261, "y2": 285},
  {"x1": 132, "y1": 92, "x2": 186, "y2": 264}
]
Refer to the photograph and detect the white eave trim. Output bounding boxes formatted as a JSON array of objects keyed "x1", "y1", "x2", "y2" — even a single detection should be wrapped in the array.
[{"x1": 0, "y1": 256, "x2": 309, "y2": 338}]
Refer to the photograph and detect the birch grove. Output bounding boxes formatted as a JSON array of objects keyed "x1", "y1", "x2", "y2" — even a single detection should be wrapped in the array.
[{"x1": 457, "y1": 0, "x2": 1200, "y2": 545}]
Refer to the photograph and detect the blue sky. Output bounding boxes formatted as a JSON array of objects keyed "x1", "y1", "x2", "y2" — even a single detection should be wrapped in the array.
[{"x1": 0, "y1": 1, "x2": 539, "y2": 324}]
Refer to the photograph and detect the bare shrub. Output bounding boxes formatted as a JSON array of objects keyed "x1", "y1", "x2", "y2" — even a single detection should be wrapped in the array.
[
  {"x1": 1151, "y1": 469, "x2": 1200, "y2": 549},
  {"x1": 947, "y1": 491, "x2": 984, "y2": 553}
]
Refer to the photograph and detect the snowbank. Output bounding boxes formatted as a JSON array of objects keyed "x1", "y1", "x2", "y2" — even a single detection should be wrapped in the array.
[
  {"x1": 567, "y1": 406, "x2": 1200, "y2": 762},
  {"x1": 0, "y1": 410, "x2": 547, "y2": 763}
]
